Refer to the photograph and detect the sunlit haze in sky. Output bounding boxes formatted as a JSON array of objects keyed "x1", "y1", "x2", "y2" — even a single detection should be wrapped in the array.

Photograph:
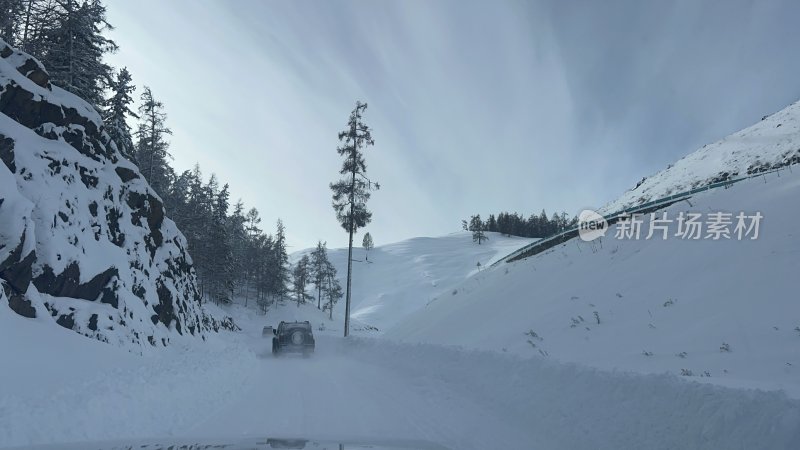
[{"x1": 104, "y1": 0, "x2": 800, "y2": 250}]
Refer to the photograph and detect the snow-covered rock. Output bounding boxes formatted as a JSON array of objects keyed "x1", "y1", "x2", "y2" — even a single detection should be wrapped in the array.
[
  {"x1": 602, "y1": 100, "x2": 800, "y2": 213},
  {"x1": 0, "y1": 39, "x2": 230, "y2": 350}
]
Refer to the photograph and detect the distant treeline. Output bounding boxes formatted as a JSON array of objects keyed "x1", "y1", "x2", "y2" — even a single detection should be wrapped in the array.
[{"x1": 464, "y1": 211, "x2": 578, "y2": 239}]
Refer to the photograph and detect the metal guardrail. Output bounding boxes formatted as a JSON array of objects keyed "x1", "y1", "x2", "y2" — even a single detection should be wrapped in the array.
[{"x1": 490, "y1": 163, "x2": 796, "y2": 267}]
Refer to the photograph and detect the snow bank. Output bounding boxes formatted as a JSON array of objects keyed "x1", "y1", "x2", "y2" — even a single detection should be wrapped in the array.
[
  {"x1": 0, "y1": 305, "x2": 258, "y2": 448},
  {"x1": 388, "y1": 169, "x2": 800, "y2": 397},
  {"x1": 343, "y1": 337, "x2": 800, "y2": 450}
]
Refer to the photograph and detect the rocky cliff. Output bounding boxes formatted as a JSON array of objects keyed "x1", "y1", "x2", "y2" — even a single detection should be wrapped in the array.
[{"x1": 0, "y1": 39, "x2": 231, "y2": 350}]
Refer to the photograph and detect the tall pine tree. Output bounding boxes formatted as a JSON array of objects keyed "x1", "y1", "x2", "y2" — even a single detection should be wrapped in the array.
[
  {"x1": 330, "y1": 101, "x2": 379, "y2": 337},
  {"x1": 38, "y1": 0, "x2": 117, "y2": 108},
  {"x1": 272, "y1": 219, "x2": 290, "y2": 302},
  {"x1": 310, "y1": 241, "x2": 329, "y2": 310},
  {"x1": 292, "y1": 255, "x2": 311, "y2": 307},
  {"x1": 103, "y1": 67, "x2": 137, "y2": 161},
  {"x1": 135, "y1": 86, "x2": 172, "y2": 195},
  {"x1": 323, "y1": 260, "x2": 342, "y2": 320}
]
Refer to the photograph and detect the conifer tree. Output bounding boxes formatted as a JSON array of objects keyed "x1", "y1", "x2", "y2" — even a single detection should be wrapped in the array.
[
  {"x1": 103, "y1": 67, "x2": 137, "y2": 161},
  {"x1": 330, "y1": 101, "x2": 379, "y2": 337},
  {"x1": 469, "y1": 214, "x2": 488, "y2": 245},
  {"x1": 292, "y1": 254, "x2": 311, "y2": 306},
  {"x1": 135, "y1": 86, "x2": 172, "y2": 195},
  {"x1": 273, "y1": 219, "x2": 290, "y2": 301},
  {"x1": 0, "y1": 0, "x2": 23, "y2": 45},
  {"x1": 323, "y1": 261, "x2": 342, "y2": 320},
  {"x1": 310, "y1": 241, "x2": 329, "y2": 310},
  {"x1": 38, "y1": 0, "x2": 117, "y2": 108}
]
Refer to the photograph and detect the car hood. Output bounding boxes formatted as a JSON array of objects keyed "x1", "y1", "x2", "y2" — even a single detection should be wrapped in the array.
[{"x1": 5, "y1": 436, "x2": 450, "y2": 449}]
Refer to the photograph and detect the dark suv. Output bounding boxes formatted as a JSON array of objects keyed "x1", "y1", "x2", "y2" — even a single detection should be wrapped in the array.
[{"x1": 272, "y1": 321, "x2": 315, "y2": 356}]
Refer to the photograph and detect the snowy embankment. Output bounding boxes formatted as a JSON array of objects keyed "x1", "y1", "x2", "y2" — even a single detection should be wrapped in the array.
[
  {"x1": 341, "y1": 339, "x2": 800, "y2": 450},
  {"x1": 387, "y1": 168, "x2": 800, "y2": 398},
  {"x1": 294, "y1": 232, "x2": 534, "y2": 332},
  {"x1": 3, "y1": 303, "x2": 798, "y2": 450},
  {"x1": 0, "y1": 303, "x2": 259, "y2": 448}
]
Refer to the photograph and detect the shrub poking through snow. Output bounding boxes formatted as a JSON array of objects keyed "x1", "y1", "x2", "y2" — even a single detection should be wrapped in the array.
[
  {"x1": 524, "y1": 329, "x2": 543, "y2": 341},
  {"x1": 680, "y1": 368, "x2": 694, "y2": 376},
  {"x1": 720, "y1": 342, "x2": 731, "y2": 352}
]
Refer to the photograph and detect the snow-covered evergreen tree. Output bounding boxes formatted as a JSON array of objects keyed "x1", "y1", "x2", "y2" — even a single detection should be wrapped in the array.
[
  {"x1": 469, "y1": 214, "x2": 488, "y2": 245},
  {"x1": 486, "y1": 214, "x2": 497, "y2": 232},
  {"x1": 103, "y1": 67, "x2": 137, "y2": 161},
  {"x1": 38, "y1": 0, "x2": 117, "y2": 108},
  {"x1": 0, "y1": 0, "x2": 23, "y2": 45},
  {"x1": 273, "y1": 219, "x2": 290, "y2": 301},
  {"x1": 323, "y1": 261, "x2": 342, "y2": 320},
  {"x1": 135, "y1": 86, "x2": 173, "y2": 195},
  {"x1": 292, "y1": 254, "x2": 311, "y2": 306},
  {"x1": 207, "y1": 183, "x2": 234, "y2": 304},
  {"x1": 310, "y1": 241, "x2": 330, "y2": 310},
  {"x1": 7, "y1": 0, "x2": 68, "y2": 63},
  {"x1": 227, "y1": 200, "x2": 248, "y2": 298}
]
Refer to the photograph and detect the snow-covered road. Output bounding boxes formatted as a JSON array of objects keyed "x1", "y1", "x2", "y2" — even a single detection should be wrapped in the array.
[
  {"x1": 187, "y1": 334, "x2": 540, "y2": 449},
  {"x1": 2, "y1": 309, "x2": 799, "y2": 450}
]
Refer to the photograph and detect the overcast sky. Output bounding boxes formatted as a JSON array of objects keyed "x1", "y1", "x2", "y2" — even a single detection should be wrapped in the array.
[{"x1": 104, "y1": 0, "x2": 800, "y2": 251}]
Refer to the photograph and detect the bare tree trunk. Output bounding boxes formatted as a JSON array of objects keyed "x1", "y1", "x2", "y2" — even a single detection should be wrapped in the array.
[
  {"x1": 344, "y1": 124, "x2": 357, "y2": 337},
  {"x1": 328, "y1": 277, "x2": 334, "y2": 321}
]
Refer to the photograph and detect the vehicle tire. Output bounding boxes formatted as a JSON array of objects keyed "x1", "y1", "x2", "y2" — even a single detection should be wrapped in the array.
[{"x1": 290, "y1": 330, "x2": 305, "y2": 345}]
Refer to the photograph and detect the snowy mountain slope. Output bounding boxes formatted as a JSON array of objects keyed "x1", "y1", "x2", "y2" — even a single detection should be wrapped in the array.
[
  {"x1": 387, "y1": 169, "x2": 800, "y2": 396},
  {"x1": 602, "y1": 100, "x2": 800, "y2": 213},
  {"x1": 293, "y1": 232, "x2": 534, "y2": 332},
  {"x1": 0, "y1": 39, "x2": 230, "y2": 350}
]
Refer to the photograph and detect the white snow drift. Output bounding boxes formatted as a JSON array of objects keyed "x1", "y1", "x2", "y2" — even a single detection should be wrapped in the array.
[
  {"x1": 294, "y1": 232, "x2": 534, "y2": 332},
  {"x1": 388, "y1": 163, "x2": 800, "y2": 397}
]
